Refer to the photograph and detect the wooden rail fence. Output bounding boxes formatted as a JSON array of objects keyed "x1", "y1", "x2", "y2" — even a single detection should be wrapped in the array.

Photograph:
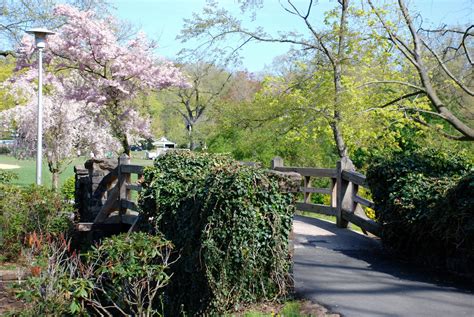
[
  {"x1": 77, "y1": 154, "x2": 381, "y2": 237},
  {"x1": 271, "y1": 156, "x2": 381, "y2": 237},
  {"x1": 77, "y1": 154, "x2": 144, "y2": 233}
]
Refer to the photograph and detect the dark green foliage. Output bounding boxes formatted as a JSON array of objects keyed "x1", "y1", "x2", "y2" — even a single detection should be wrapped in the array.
[
  {"x1": 0, "y1": 184, "x2": 73, "y2": 261},
  {"x1": 0, "y1": 169, "x2": 18, "y2": 184},
  {"x1": 0, "y1": 147, "x2": 11, "y2": 154},
  {"x1": 366, "y1": 149, "x2": 473, "y2": 271},
  {"x1": 139, "y1": 152, "x2": 295, "y2": 315}
]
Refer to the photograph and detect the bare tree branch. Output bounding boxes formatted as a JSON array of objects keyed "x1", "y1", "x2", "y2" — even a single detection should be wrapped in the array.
[
  {"x1": 421, "y1": 37, "x2": 474, "y2": 96},
  {"x1": 360, "y1": 80, "x2": 426, "y2": 91}
]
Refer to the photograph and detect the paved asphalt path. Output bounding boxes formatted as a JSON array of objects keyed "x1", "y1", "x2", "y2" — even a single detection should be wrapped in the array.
[{"x1": 292, "y1": 215, "x2": 474, "y2": 317}]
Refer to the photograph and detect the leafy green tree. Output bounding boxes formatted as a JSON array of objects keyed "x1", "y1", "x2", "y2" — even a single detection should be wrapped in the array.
[
  {"x1": 367, "y1": 0, "x2": 474, "y2": 141},
  {"x1": 0, "y1": 55, "x2": 14, "y2": 112},
  {"x1": 157, "y1": 62, "x2": 232, "y2": 149},
  {"x1": 180, "y1": 0, "x2": 356, "y2": 159}
]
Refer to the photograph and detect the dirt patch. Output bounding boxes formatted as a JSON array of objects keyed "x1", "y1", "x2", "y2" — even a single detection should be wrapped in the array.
[
  {"x1": 0, "y1": 164, "x2": 20, "y2": 170},
  {"x1": 232, "y1": 300, "x2": 340, "y2": 316},
  {"x1": 0, "y1": 282, "x2": 24, "y2": 315},
  {"x1": 299, "y1": 300, "x2": 341, "y2": 316}
]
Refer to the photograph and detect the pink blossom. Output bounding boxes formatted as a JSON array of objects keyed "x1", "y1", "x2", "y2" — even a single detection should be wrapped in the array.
[{"x1": 10, "y1": 4, "x2": 189, "y2": 153}]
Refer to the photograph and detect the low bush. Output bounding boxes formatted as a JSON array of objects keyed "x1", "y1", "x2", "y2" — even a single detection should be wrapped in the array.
[
  {"x1": 61, "y1": 175, "x2": 75, "y2": 202},
  {"x1": 0, "y1": 170, "x2": 18, "y2": 184},
  {"x1": 84, "y1": 232, "x2": 173, "y2": 316},
  {"x1": 0, "y1": 147, "x2": 11, "y2": 154},
  {"x1": 0, "y1": 184, "x2": 73, "y2": 262},
  {"x1": 14, "y1": 232, "x2": 173, "y2": 316},
  {"x1": 139, "y1": 152, "x2": 296, "y2": 315},
  {"x1": 366, "y1": 149, "x2": 473, "y2": 271}
]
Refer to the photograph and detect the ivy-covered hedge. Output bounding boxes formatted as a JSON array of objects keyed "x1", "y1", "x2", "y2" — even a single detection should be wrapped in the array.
[
  {"x1": 139, "y1": 152, "x2": 295, "y2": 315},
  {"x1": 366, "y1": 149, "x2": 473, "y2": 272}
]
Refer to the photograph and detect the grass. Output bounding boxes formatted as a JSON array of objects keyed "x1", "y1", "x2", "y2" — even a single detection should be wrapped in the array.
[
  {"x1": 0, "y1": 263, "x2": 20, "y2": 270},
  {"x1": 226, "y1": 299, "x2": 335, "y2": 316},
  {"x1": 0, "y1": 151, "x2": 152, "y2": 189},
  {"x1": 226, "y1": 300, "x2": 309, "y2": 317}
]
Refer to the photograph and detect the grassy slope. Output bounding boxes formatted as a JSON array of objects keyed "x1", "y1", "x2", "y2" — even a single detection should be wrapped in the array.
[{"x1": 0, "y1": 151, "x2": 152, "y2": 189}]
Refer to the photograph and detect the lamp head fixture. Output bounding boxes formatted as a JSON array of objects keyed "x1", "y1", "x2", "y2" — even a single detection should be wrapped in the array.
[{"x1": 26, "y1": 28, "x2": 56, "y2": 49}]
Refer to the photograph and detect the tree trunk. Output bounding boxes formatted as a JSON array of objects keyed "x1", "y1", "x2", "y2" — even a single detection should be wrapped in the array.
[
  {"x1": 121, "y1": 134, "x2": 131, "y2": 156},
  {"x1": 331, "y1": 0, "x2": 350, "y2": 159},
  {"x1": 187, "y1": 124, "x2": 196, "y2": 150},
  {"x1": 52, "y1": 171, "x2": 59, "y2": 190},
  {"x1": 48, "y1": 160, "x2": 60, "y2": 190},
  {"x1": 330, "y1": 119, "x2": 348, "y2": 159}
]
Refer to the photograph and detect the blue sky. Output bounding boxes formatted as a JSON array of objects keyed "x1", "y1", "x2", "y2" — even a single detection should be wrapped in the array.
[{"x1": 113, "y1": 0, "x2": 474, "y2": 73}]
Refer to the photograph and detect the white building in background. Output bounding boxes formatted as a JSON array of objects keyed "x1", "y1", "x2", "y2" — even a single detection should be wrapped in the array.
[{"x1": 145, "y1": 137, "x2": 177, "y2": 160}]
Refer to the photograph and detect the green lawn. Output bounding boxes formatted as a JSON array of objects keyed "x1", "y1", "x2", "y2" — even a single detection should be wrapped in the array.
[{"x1": 0, "y1": 152, "x2": 152, "y2": 189}]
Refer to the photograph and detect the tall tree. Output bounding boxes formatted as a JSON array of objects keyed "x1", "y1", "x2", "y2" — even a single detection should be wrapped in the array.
[
  {"x1": 158, "y1": 62, "x2": 232, "y2": 149},
  {"x1": 179, "y1": 0, "x2": 361, "y2": 159},
  {"x1": 12, "y1": 4, "x2": 187, "y2": 154},
  {"x1": 367, "y1": 0, "x2": 474, "y2": 141},
  {"x1": 1, "y1": 82, "x2": 118, "y2": 189},
  {"x1": 0, "y1": 0, "x2": 109, "y2": 56}
]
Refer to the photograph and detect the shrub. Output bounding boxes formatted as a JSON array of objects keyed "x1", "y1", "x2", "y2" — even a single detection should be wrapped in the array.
[
  {"x1": 0, "y1": 170, "x2": 18, "y2": 184},
  {"x1": 84, "y1": 232, "x2": 173, "y2": 316},
  {"x1": 139, "y1": 152, "x2": 296, "y2": 315},
  {"x1": 61, "y1": 175, "x2": 75, "y2": 202},
  {"x1": 15, "y1": 232, "x2": 173, "y2": 317},
  {"x1": 13, "y1": 234, "x2": 91, "y2": 316},
  {"x1": 0, "y1": 184, "x2": 73, "y2": 262},
  {"x1": 0, "y1": 146, "x2": 11, "y2": 154},
  {"x1": 366, "y1": 148, "x2": 473, "y2": 271}
]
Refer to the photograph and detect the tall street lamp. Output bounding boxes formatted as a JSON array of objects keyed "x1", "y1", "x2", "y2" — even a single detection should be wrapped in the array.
[{"x1": 26, "y1": 28, "x2": 55, "y2": 185}]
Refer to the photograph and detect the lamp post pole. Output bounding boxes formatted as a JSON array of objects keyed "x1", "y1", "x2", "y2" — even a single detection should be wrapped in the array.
[
  {"x1": 36, "y1": 45, "x2": 43, "y2": 185},
  {"x1": 26, "y1": 28, "x2": 55, "y2": 186}
]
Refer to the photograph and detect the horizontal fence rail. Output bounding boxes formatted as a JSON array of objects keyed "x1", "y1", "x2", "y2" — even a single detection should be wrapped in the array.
[
  {"x1": 77, "y1": 154, "x2": 381, "y2": 238},
  {"x1": 272, "y1": 157, "x2": 381, "y2": 237},
  {"x1": 77, "y1": 154, "x2": 144, "y2": 232}
]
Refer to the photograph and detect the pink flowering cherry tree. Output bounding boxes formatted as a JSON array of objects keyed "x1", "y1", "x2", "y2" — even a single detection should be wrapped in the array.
[
  {"x1": 1, "y1": 83, "x2": 120, "y2": 189},
  {"x1": 14, "y1": 4, "x2": 188, "y2": 154}
]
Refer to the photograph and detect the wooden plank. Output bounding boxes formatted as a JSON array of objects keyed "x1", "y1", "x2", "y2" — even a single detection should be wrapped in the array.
[
  {"x1": 120, "y1": 164, "x2": 144, "y2": 174},
  {"x1": 76, "y1": 222, "x2": 130, "y2": 232},
  {"x1": 303, "y1": 176, "x2": 311, "y2": 203},
  {"x1": 118, "y1": 155, "x2": 131, "y2": 217},
  {"x1": 127, "y1": 215, "x2": 141, "y2": 234},
  {"x1": 274, "y1": 166, "x2": 337, "y2": 178},
  {"x1": 94, "y1": 185, "x2": 119, "y2": 223},
  {"x1": 76, "y1": 222, "x2": 93, "y2": 231},
  {"x1": 296, "y1": 202, "x2": 336, "y2": 216},
  {"x1": 341, "y1": 210, "x2": 381, "y2": 237},
  {"x1": 342, "y1": 170, "x2": 367, "y2": 187},
  {"x1": 91, "y1": 168, "x2": 118, "y2": 200},
  {"x1": 353, "y1": 195, "x2": 375, "y2": 209},
  {"x1": 126, "y1": 184, "x2": 142, "y2": 192},
  {"x1": 300, "y1": 187, "x2": 332, "y2": 195},
  {"x1": 121, "y1": 199, "x2": 140, "y2": 212},
  {"x1": 104, "y1": 214, "x2": 138, "y2": 225}
]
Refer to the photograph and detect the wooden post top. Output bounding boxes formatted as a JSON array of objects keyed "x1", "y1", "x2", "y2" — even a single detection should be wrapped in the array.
[{"x1": 271, "y1": 156, "x2": 284, "y2": 169}]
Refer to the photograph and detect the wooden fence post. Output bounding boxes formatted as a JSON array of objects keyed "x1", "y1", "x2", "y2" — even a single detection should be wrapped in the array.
[
  {"x1": 336, "y1": 158, "x2": 355, "y2": 228},
  {"x1": 331, "y1": 174, "x2": 337, "y2": 215},
  {"x1": 304, "y1": 176, "x2": 311, "y2": 203},
  {"x1": 271, "y1": 156, "x2": 284, "y2": 169},
  {"x1": 118, "y1": 154, "x2": 131, "y2": 219}
]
